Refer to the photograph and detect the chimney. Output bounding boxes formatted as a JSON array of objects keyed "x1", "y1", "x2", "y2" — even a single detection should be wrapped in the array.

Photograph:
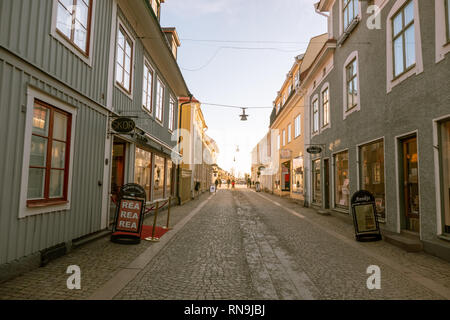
[{"x1": 162, "y1": 27, "x2": 181, "y2": 60}]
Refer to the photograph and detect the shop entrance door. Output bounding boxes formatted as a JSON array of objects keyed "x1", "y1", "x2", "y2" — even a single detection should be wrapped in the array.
[
  {"x1": 110, "y1": 139, "x2": 126, "y2": 225},
  {"x1": 324, "y1": 159, "x2": 330, "y2": 209},
  {"x1": 402, "y1": 136, "x2": 420, "y2": 232}
]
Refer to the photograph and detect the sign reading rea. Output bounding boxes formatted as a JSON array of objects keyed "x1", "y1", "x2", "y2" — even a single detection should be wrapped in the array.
[{"x1": 116, "y1": 199, "x2": 144, "y2": 233}]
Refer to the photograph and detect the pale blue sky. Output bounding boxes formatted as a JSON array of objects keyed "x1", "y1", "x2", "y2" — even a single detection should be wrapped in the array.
[{"x1": 161, "y1": 0, "x2": 327, "y2": 176}]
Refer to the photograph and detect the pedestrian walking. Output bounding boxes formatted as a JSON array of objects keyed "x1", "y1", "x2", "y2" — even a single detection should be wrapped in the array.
[
  {"x1": 227, "y1": 179, "x2": 231, "y2": 189},
  {"x1": 232, "y1": 179, "x2": 235, "y2": 189},
  {"x1": 215, "y1": 179, "x2": 219, "y2": 193}
]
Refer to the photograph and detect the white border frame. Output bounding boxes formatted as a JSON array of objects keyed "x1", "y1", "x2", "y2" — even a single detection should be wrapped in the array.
[
  {"x1": 114, "y1": 16, "x2": 136, "y2": 100},
  {"x1": 356, "y1": 136, "x2": 387, "y2": 223},
  {"x1": 339, "y1": 0, "x2": 362, "y2": 36},
  {"x1": 332, "y1": 148, "x2": 351, "y2": 214},
  {"x1": 311, "y1": 94, "x2": 320, "y2": 137},
  {"x1": 343, "y1": 51, "x2": 360, "y2": 120},
  {"x1": 433, "y1": 114, "x2": 450, "y2": 236},
  {"x1": 142, "y1": 56, "x2": 155, "y2": 117},
  {"x1": 435, "y1": 0, "x2": 450, "y2": 63},
  {"x1": 386, "y1": 0, "x2": 423, "y2": 93},
  {"x1": 168, "y1": 95, "x2": 176, "y2": 133},
  {"x1": 320, "y1": 82, "x2": 331, "y2": 131},
  {"x1": 155, "y1": 76, "x2": 165, "y2": 126},
  {"x1": 19, "y1": 87, "x2": 77, "y2": 218},
  {"x1": 50, "y1": 0, "x2": 97, "y2": 67}
]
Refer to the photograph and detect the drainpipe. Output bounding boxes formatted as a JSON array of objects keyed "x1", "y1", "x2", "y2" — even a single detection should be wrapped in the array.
[{"x1": 176, "y1": 93, "x2": 193, "y2": 205}]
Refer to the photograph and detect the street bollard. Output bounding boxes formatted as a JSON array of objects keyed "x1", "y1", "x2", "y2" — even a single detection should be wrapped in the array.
[
  {"x1": 145, "y1": 201, "x2": 160, "y2": 242},
  {"x1": 163, "y1": 197, "x2": 172, "y2": 230}
]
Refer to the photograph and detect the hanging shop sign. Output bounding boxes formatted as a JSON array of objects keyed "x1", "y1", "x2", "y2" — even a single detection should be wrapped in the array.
[
  {"x1": 111, "y1": 183, "x2": 146, "y2": 245},
  {"x1": 112, "y1": 117, "x2": 135, "y2": 133},
  {"x1": 306, "y1": 146, "x2": 322, "y2": 154},
  {"x1": 350, "y1": 190, "x2": 382, "y2": 242}
]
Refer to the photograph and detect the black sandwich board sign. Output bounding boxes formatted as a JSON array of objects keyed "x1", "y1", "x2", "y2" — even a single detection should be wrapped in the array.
[
  {"x1": 111, "y1": 183, "x2": 146, "y2": 245},
  {"x1": 350, "y1": 190, "x2": 382, "y2": 242}
]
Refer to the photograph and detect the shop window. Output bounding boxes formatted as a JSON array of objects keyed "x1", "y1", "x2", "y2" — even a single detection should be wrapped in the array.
[
  {"x1": 134, "y1": 147, "x2": 152, "y2": 201},
  {"x1": 166, "y1": 160, "x2": 174, "y2": 197},
  {"x1": 360, "y1": 140, "x2": 385, "y2": 221},
  {"x1": 153, "y1": 155, "x2": 165, "y2": 200},
  {"x1": 335, "y1": 151, "x2": 350, "y2": 208},
  {"x1": 292, "y1": 157, "x2": 304, "y2": 194},
  {"x1": 312, "y1": 159, "x2": 322, "y2": 204},
  {"x1": 440, "y1": 119, "x2": 450, "y2": 234}
]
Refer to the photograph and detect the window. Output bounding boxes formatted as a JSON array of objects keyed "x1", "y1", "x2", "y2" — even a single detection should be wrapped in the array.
[
  {"x1": 335, "y1": 151, "x2": 349, "y2": 208},
  {"x1": 166, "y1": 161, "x2": 174, "y2": 197},
  {"x1": 392, "y1": 0, "x2": 415, "y2": 77},
  {"x1": 312, "y1": 99, "x2": 319, "y2": 133},
  {"x1": 142, "y1": 61, "x2": 153, "y2": 113},
  {"x1": 282, "y1": 130, "x2": 286, "y2": 146},
  {"x1": 277, "y1": 134, "x2": 280, "y2": 150},
  {"x1": 439, "y1": 119, "x2": 450, "y2": 234},
  {"x1": 27, "y1": 100, "x2": 71, "y2": 206},
  {"x1": 56, "y1": 0, "x2": 93, "y2": 54},
  {"x1": 153, "y1": 155, "x2": 165, "y2": 200},
  {"x1": 322, "y1": 88, "x2": 330, "y2": 127},
  {"x1": 135, "y1": 147, "x2": 152, "y2": 201},
  {"x1": 116, "y1": 25, "x2": 133, "y2": 93},
  {"x1": 292, "y1": 157, "x2": 304, "y2": 194},
  {"x1": 294, "y1": 115, "x2": 301, "y2": 138},
  {"x1": 343, "y1": 0, "x2": 359, "y2": 31},
  {"x1": 168, "y1": 96, "x2": 175, "y2": 131},
  {"x1": 360, "y1": 140, "x2": 385, "y2": 221},
  {"x1": 287, "y1": 124, "x2": 292, "y2": 143},
  {"x1": 346, "y1": 59, "x2": 358, "y2": 111},
  {"x1": 155, "y1": 78, "x2": 164, "y2": 122}
]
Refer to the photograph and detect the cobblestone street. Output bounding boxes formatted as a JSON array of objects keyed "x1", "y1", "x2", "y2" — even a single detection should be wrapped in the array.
[{"x1": 1, "y1": 187, "x2": 450, "y2": 300}]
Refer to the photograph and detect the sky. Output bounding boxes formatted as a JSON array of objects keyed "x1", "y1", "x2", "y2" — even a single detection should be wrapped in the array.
[{"x1": 161, "y1": 0, "x2": 327, "y2": 176}]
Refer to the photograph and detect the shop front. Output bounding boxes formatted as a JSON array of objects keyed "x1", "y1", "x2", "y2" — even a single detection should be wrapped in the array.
[{"x1": 292, "y1": 156, "x2": 304, "y2": 200}]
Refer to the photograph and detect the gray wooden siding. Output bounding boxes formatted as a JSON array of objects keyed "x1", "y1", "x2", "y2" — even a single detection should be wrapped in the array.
[
  {"x1": 113, "y1": 8, "x2": 178, "y2": 149},
  {"x1": 0, "y1": 0, "x2": 113, "y2": 108},
  {"x1": 0, "y1": 57, "x2": 107, "y2": 264}
]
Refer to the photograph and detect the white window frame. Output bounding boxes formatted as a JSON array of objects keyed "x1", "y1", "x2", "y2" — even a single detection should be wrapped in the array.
[
  {"x1": 311, "y1": 94, "x2": 319, "y2": 136},
  {"x1": 114, "y1": 17, "x2": 135, "y2": 99},
  {"x1": 282, "y1": 129, "x2": 286, "y2": 146},
  {"x1": 19, "y1": 87, "x2": 77, "y2": 218},
  {"x1": 287, "y1": 124, "x2": 292, "y2": 143},
  {"x1": 321, "y1": 82, "x2": 331, "y2": 130},
  {"x1": 339, "y1": 0, "x2": 362, "y2": 35},
  {"x1": 155, "y1": 76, "x2": 165, "y2": 124},
  {"x1": 277, "y1": 134, "x2": 280, "y2": 150},
  {"x1": 294, "y1": 114, "x2": 301, "y2": 138},
  {"x1": 435, "y1": 0, "x2": 450, "y2": 63},
  {"x1": 142, "y1": 57, "x2": 154, "y2": 115},
  {"x1": 386, "y1": 0, "x2": 423, "y2": 93},
  {"x1": 50, "y1": 0, "x2": 96, "y2": 67},
  {"x1": 343, "y1": 51, "x2": 360, "y2": 119},
  {"x1": 168, "y1": 95, "x2": 175, "y2": 132}
]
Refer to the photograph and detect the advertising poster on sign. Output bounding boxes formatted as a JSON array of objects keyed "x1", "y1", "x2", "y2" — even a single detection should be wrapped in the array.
[{"x1": 116, "y1": 199, "x2": 144, "y2": 233}]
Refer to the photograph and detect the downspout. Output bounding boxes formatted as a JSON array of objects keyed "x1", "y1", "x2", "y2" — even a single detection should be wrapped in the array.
[{"x1": 176, "y1": 93, "x2": 193, "y2": 205}]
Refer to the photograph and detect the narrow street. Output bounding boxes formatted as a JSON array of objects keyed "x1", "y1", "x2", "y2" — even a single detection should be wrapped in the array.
[{"x1": 2, "y1": 187, "x2": 449, "y2": 300}]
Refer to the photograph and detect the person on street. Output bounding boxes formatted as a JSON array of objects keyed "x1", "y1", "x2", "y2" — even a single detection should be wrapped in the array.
[
  {"x1": 227, "y1": 179, "x2": 231, "y2": 189},
  {"x1": 232, "y1": 179, "x2": 235, "y2": 189},
  {"x1": 215, "y1": 179, "x2": 219, "y2": 193}
]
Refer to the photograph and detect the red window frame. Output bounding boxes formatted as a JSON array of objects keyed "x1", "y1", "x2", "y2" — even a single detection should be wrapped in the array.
[
  {"x1": 55, "y1": 0, "x2": 93, "y2": 56},
  {"x1": 27, "y1": 100, "x2": 72, "y2": 207}
]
